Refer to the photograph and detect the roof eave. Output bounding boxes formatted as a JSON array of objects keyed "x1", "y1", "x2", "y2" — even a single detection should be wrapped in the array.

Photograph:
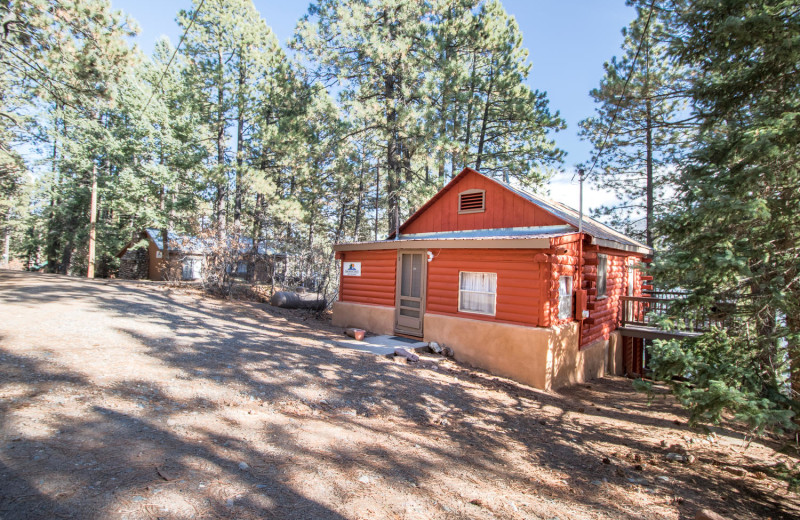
[
  {"x1": 592, "y1": 237, "x2": 653, "y2": 256},
  {"x1": 334, "y1": 236, "x2": 553, "y2": 252}
]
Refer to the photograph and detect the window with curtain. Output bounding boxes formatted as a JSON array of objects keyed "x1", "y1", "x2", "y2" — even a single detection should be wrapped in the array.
[
  {"x1": 458, "y1": 272, "x2": 497, "y2": 316},
  {"x1": 558, "y1": 275, "x2": 573, "y2": 320},
  {"x1": 597, "y1": 254, "x2": 608, "y2": 298}
]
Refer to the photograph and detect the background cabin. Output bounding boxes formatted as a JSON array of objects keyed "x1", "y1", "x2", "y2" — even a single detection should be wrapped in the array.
[
  {"x1": 117, "y1": 229, "x2": 286, "y2": 283},
  {"x1": 332, "y1": 167, "x2": 653, "y2": 390},
  {"x1": 117, "y1": 229, "x2": 207, "y2": 281}
]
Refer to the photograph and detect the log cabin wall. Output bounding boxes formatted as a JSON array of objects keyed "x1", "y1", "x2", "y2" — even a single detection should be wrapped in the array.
[
  {"x1": 338, "y1": 249, "x2": 396, "y2": 307},
  {"x1": 424, "y1": 248, "x2": 549, "y2": 327},
  {"x1": 547, "y1": 238, "x2": 581, "y2": 328},
  {"x1": 580, "y1": 247, "x2": 644, "y2": 347},
  {"x1": 400, "y1": 171, "x2": 564, "y2": 235}
]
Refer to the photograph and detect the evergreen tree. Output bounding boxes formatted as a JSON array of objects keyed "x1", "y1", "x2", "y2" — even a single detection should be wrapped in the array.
[
  {"x1": 294, "y1": 0, "x2": 431, "y2": 234},
  {"x1": 2, "y1": 0, "x2": 136, "y2": 273},
  {"x1": 178, "y1": 0, "x2": 288, "y2": 238},
  {"x1": 459, "y1": 0, "x2": 564, "y2": 186},
  {"x1": 579, "y1": 1, "x2": 692, "y2": 246},
  {"x1": 651, "y1": 0, "x2": 800, "y2": 431}
]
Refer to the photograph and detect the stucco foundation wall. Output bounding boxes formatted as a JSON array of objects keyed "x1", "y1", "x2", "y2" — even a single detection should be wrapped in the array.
[
  {"x1": 550, "y1": 330, "x2": 621, "y2": 388},
  {"x1": 424, "y1": 313, "x2": 619, "y2": 390},
  {"x1": 331, "y1": 301, "x2": 394, "y2": 336},
  {"x1": 424, "y1": 313, "x2": 551, "y2": 389}
]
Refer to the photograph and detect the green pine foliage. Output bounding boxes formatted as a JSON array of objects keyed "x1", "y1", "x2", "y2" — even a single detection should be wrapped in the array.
[
  {"x1": 579, "y1": 0, "x2": 692, "y2": 247},
  {"x1": 4, "y1": 0, "x2": 565, "y2": 299},
  {"x1": 643, "y1": 331, "x2": 794, "y2": 434},
  {"x1": 649, "y1": 0, "x2": 800, "y2": 432},
  {"x1": 294, "y1": 0, "x2": 564, "y2": 232}
]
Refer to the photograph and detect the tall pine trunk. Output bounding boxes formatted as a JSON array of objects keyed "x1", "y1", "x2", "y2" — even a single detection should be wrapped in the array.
[
  {"x1": 46, "y1": 106, "x2": 61, "y2": 273},
  {"x1": 87, "y1": 159, "x2": 98, "y2": 279},
  {"x1": 385, "y1": 70, "x2": 401, "y2": 235},
  {"x1": 644, "y1": 42, "x2": 654, "y2": 249},
  {"x1": 234, "y1": 58, "x2": 246, "y2": 232},
  {"x1": 215, "y1": 48, "x2": 227, "y2": 239},
  {"x1": 475, "y1": 67, "x2": 495, "y2": 174},
  {"x1": 645, "y1": 98, "x2": 654, "y2": 248},
  {"x1": 463, "y1": 51, "x2": 478, "y2": 170},
  {"x1": 2, "y1": 208, "x2": 10, "y2": 268},
  {"x1": 353, "y1": 162, "x2": 364, "y2": 240}
]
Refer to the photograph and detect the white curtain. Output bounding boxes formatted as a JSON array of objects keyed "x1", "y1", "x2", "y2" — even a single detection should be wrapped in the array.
[
  {"x1": 460, "y1": 272, "x2": 497, "y2": 315},
  {"x1": 559, "y1": 276, "x2": 573, "y2": 319}
]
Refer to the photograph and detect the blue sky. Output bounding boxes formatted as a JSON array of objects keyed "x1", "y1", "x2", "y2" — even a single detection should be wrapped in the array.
[{"x1": 111, "y1": 0, "x2": 635, "y2": 209}]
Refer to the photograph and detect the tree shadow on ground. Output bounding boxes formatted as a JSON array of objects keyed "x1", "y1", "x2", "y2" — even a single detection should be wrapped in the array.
[{"x1": 1, "y1": 271, "x2": 798, "y2": 519}]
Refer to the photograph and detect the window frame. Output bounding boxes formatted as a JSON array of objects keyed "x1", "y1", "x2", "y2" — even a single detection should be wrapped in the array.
[
  {"x1": 596, "y1": 254, "x2": 608, "y2": 299},
  {"x1": 457, "y1": 189, "x2": 486, "y2": 214},
  {"x1": 558, "y1": 275, "x2": 573, "y2": 320},
  {"x1": 457, "y1": 271, "x2": 498, "y2": 316}
]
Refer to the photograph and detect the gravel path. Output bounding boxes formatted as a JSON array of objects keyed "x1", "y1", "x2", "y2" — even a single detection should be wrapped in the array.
[{"x1": 0, "y1": 270, "x2": 797, "y2": 519}]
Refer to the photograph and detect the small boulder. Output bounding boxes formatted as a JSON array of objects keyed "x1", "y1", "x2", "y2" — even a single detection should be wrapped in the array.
[
  {"x1": 667, "y1": 443, "x2": 687, "y2": 455},
  {"x1": 394, "y1": 348, "x2": 419, "y2": 362},
  {"x1": 428, "y1": 342, "x2": 443, "y2": 354},
  {"x1": 695, "y1": 509, "x2": 730, "y2": 520},
  {"x1": 666, "y1": 453, "x2": 685, "y2": 463},
  {"x1": 722, "y1": 466, "x2": 746, "y2": 477}
]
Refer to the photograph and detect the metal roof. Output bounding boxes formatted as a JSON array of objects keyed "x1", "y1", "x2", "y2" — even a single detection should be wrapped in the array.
[
  {"x1": 332, "y1": 228, "x2": 576, "y2": 252},
  {"x1": 398, "y1": 224, "x2": 576, "y2": 240},
  {"x1": 492, "y1": 178, "x2": 652, "y2": 255},
  {"x1": 145, "y1": 229, "x2": 208, "y2": 255}
]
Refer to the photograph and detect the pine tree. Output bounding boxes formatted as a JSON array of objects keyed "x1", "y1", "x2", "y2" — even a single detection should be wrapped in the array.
[
  {"x1": 579, "y1": 1, "x2": 692, "y2": 246},
  {"x1": 420, "y1": 0, "x2": 565, "y2": 189},
  {"x1": 652, "y1": 0, "x2": 800, "y2": 430},
  {"x1": 295, "y1": 0, "x2": 432, "y2": 233},
  {"x1": 2, "y1": 0, "x2": 137, "y2": 275},
  {"x1": 179, "y1": 0, "x2": 288, "y2": 239},
  {"x1": 460, "y1": 0, "x2": 564, "y2": 186}
]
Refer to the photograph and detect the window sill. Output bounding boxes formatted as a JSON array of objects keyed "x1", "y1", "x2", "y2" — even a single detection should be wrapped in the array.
[{"x1": 458, "y1": 309, "x2": 497, "y2": 317}]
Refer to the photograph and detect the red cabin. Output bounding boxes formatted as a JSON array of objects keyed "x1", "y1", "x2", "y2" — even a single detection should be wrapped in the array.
[{"x1": 332, "y1": 168, "x2": 652, "y2": 390}]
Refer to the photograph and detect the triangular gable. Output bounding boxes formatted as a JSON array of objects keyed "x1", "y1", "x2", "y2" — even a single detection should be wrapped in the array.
[
  {"x1": 394, "y1": 168, "x2": 566, "y2": 237},
  {"x1": 393, "y1": 167, "x2": 651, "y2": 254}
]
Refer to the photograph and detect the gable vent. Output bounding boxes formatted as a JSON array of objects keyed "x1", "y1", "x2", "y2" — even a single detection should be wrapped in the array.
[{"x1": 458, "y1": 189, "x2": 486, "y2": 214}]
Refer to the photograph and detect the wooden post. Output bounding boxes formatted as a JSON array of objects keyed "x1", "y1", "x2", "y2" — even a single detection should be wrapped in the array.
[{"x1": 87, "y1": 160, "x2": 98, "y2": 278}]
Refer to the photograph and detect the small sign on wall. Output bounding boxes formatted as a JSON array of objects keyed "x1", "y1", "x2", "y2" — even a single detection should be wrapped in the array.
[{"x1": 343, "y1": 262, "x2": 362, "y2": 276}]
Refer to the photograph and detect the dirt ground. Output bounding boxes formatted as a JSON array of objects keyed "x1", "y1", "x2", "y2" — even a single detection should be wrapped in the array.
[{"x1": 1, "y1": 270, "x2": 798, "y2": 520}]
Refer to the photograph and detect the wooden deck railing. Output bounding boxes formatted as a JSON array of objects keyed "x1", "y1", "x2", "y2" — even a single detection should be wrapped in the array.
[{"x1": 619, "y1": 291, "x2": 734, "y2": 333}]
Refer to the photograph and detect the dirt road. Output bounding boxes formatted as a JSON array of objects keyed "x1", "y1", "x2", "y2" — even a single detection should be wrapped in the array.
[{"x1": 0, "y1": 270, "x2": 796, "y2": 519}]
